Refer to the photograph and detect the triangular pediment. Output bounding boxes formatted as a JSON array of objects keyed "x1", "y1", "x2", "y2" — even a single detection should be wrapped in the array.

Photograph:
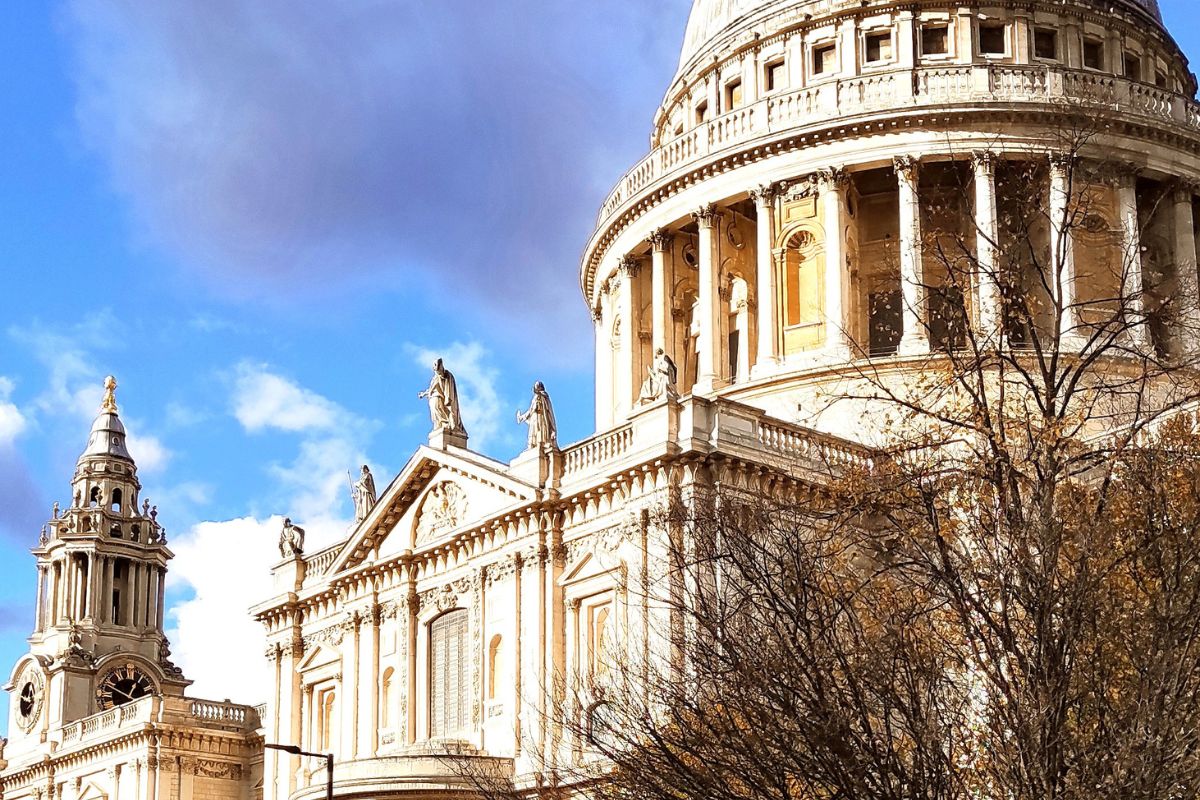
[{"x1": 327, "y1": 445, "x2": 538, "y2": 574}]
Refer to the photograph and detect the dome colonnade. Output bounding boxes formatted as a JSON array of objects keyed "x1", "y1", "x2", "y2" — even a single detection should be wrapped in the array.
[{"x1": 583, "y1": 0, "x2": 1200, "y2": 432}]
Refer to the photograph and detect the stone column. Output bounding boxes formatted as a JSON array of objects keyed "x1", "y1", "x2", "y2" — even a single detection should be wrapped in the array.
[
  {"x1": 694, "y1": 205, "x2": 723, "y2": 393},
  {"x1": 616, "y1": 256, "x2": 641, "y2": 415},
  {"x1": 1117, "y1": 173, "x2": 1152, "y2": 351},
  {"x1": 147, "y1": 565, "x2": 160, "y2": 629},
  {"x1": 750, "y1": 185, "x2": 779, "y2": 375},
  {"x1": 593, "y1": 301, "x2": 613, "y2": 431},
  {"x1": 1173, "y1": 186, "x2": 1200, "y2": 356},
  {"x1": 895, "y1": 156, "x2": 929, "y2": 354},
  {"x1": 34, "y1": 565, "x2": 45, "y2": 632},
  {"x1": 648, "y1": 230, "x2": 674, "y2": 359},
  {"x1": 817, "y1": 168, "x2": 851, "y2": 357},
  {"x1": 973, "y1": 151, "x2": 1004, "y2": 344},
  {"x1": 344, "y1": 615, "x2": 360, "y2": 758},
  {"x1": 1049, "y1": 155, "x2": 1083, "y2": 346}
]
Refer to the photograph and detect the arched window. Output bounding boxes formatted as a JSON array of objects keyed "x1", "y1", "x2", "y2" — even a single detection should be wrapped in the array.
[
  {"x1": 429, "y1": 609, "x2": 469, "y2": 738},
  {"x1": 319, "y1": 688, "x2": 337, "y2": 751},
  {"x1": 590, "y1": 604, "x2": 612, "y2": 683},
  {"x1": 488, "y1": 635, "x2": 505, "y2": 701},
  {"x1": 380, "y1": 668, "x2": 395, "y2": 730},
  {"x1": 89, "y1": 487, "x2": 102, "y2": 508},
  {"x1": 782, "y1": 228, "x2": 826, "y2": 353},
  {"x1": 110, "y1": 488, "x2": 122, "y2": 513}
]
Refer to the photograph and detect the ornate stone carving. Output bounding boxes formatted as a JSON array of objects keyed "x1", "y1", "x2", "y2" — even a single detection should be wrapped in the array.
[
  {"x1": 414, "y1": 482, "x2": 468, "y2": 546},
  {"x1": 302, "y1": 625, "x2": 345, "y2": 650},
  {"x1": 893, "y1": 155, "x2": 920, "y2": 181},
  {"x1": 617, "y1": 255, "x2": 642, "y2": 280},
  {"x1": 813, "y1": 166, "x2": 848, "y2": 191},
  {"x1": 692, "y1": 204, "x2": 720, "y2": 229},
  {"x1": 971, "y1": 150, "x2": 997, "y2": 175},
  {"x1": 748, "y1": 183, "x2": 780, "y2": 207},
  {"x1": 647, "y1": 228, "x2": 674, "y2": 253}
]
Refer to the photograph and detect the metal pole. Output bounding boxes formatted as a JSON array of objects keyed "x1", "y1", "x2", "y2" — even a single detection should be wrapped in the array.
[{"x1": 325, "y1": 754, "x2": 333, "y2": 800}]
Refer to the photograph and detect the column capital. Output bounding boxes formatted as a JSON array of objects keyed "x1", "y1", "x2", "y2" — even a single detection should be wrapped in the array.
[
  {"x1": 893, "y1": 154, "x2": 920, "y2": 180},
  {"x1": 647, "y1": 228, "x2": 675, "y2": 253},
  {"x1": 692, "y1": 204, "x2": 721, "y2": 229},
  {"x1": 1047, "y1": 151, "x2": 1077, "y2": 174},
  {"x1": 971, "y1": 150, "x2": 998, "y2": 175},
  {"x1": 748, "y1": 183, "x2": 782, "y2": 207},
  {"x1": 1173, "y1": 179, "x2": 1200, "y2": 204},
  {"x1": 813, "y1": 166, "x2": 848, "y2": 191},
  {"x1": 617, "y1": 255, "x2": 642, "y2": 279},
  {"x1": 590, "y1": 304, "x2": 603, "y2": 326}
]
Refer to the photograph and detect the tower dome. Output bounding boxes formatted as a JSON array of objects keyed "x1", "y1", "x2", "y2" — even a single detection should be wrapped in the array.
[{"x1": 582, "y1": 0, "x2": 1200, "y2": 440}]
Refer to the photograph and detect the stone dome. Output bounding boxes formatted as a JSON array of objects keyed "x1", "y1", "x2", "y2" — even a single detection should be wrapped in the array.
[{"x1": 676, "y1": 0, "x2": 1163, "y2": 82}]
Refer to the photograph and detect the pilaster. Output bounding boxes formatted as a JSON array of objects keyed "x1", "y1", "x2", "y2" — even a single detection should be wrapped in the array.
[
  {"x1": 693, "y1": 204, "x2": 724, "y2": 394},
  {"x1": 895, "y1": 156, "x2": 929, "y2": 354},
  {"x1": 750, "y1": 185, "x2": 780, "y2": 376}
]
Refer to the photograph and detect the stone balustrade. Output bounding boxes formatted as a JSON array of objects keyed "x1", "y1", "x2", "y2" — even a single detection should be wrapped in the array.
[
  {"x1": 302, "y1": 544, "x2": 342, "y2": 587},
  {"x1": 58, "y1": 696, "x2": 156, "y2": 748},
  {"x1": 593, "y1": 63, "x2": 1200, "y2": 231},
  {"x1": 561, "y1": 425, "x2": 634, "y2": 480}
]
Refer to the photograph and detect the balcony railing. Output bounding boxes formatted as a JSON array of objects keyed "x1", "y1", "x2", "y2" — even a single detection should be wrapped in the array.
[{"x1": 594, "y1": 64, "x2": 1200, "y2": 231}]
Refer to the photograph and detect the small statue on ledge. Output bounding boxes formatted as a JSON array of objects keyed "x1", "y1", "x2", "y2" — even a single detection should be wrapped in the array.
[
  {"x1": 639, "y1": 348, "x2": 679, "y2": 404},
  {"x1": 279, "y1": 517, "x2": 306, "y2": 559}
]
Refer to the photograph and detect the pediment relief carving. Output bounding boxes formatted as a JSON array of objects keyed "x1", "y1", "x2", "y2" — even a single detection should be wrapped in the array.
[{"x1": 414, "y1": 481, "x2": 469, "y2": 547}]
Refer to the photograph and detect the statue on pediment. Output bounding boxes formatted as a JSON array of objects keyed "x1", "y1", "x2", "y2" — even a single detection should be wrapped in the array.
[
  {"x1": 352, "y1": 465, "x2": 377, "y2": 522},
  {"x1": 419, "y1": 359, "x2": 466, "y2": 435},
  {"x1": 517, "y1": 382, "x2": 557, "y2": 449}
]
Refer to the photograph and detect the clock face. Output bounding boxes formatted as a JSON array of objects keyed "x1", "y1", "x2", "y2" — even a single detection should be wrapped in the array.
[
  {"x1": 95, "y1": 664, "x2": 156, "y2": 711},
  {"x1": 15, "y1": 667, "x2": 43, "y2": 732}
]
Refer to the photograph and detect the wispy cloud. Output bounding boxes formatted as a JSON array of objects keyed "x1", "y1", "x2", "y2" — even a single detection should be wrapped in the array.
[
  {"x1": 0, "y1": 377, "x2": 27, "y2": 448},
  {"x1": 60, "y1": 0, "x2": 691, "y2": 359}
]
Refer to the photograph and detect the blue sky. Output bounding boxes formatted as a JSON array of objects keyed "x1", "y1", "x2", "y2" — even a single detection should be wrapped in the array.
[{"x1": 0, "y1": 0, "x2": 1196, "y2": 734}]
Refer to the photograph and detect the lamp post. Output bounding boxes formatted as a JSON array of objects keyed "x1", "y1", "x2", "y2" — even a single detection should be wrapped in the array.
[{"x1": 264, "y1": 743, "x2": 333, "y2": 800}]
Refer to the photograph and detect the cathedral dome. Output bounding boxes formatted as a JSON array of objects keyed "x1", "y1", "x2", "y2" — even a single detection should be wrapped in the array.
[{"x1": 674, "y1": 0, "x2": 1164, "y2": 89}]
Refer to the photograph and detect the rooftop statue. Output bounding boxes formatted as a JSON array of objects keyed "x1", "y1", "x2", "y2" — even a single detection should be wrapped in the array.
[
  {"x1": 419, "y1": 359, "x2": 467, "y2": 435},
  {"x1": 351, "y1": 464, "x2": 377, "y2": 522},
  {"x1": 279, "y1": 517, "x2": 305, "y2": 559},
  {"x1": 517, "y1": 382, "x2": 558, "y2": 449}
]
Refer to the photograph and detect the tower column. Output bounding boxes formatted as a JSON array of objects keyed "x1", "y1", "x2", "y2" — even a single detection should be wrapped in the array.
[
  {"x1": 694, "y1": 205, "x2": 724, "y2": 393},
  {"x1": 818, "y1": 168, "x2": 851, "y2": 358},
  {"x1": 103, "y1": 556, "x2": 115, "y2": 625},
  {"x1": 157, "y1": 567, "x2": 166, "y2": 630},
  {"x1": 147, "y1": 566, "x2": 160, "y2": 629},
  {"x1": 973, "y1": 152, "x2": 1004, "y2": 345},
  {"x1": 1173, "y1": 186, "x2": 1200, "y2": 356},
  {"x1": 895, "y1": 156, "x2": 928, "y2": 354},
  {"x1": 1049, "y1": 154, "x2": 1083, "y2": 347},
  {"x1": 34, "y1": 565, "x2": 46, "y2": 633},
  {"x1": 751, "y1": 186, "x2": 779, "y2": 374},
  {"x1": 1117, "y1": 173, "x2": 1152, "y2": 352},
  {"x1": 649, "y1": 230, "x2": 675, "y2": 359}
]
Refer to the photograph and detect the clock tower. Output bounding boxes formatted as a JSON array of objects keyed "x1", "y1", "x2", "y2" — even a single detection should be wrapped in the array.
[
  {"x1": 5, "y1": 377, "x2": 188, "y2": 745},
  {"x1": 0, "y1": 379, "x2": 262, "y2": 800}
]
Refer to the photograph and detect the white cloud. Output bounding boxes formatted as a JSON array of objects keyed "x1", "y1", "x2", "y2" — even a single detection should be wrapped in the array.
[
  {"x1": 126, "y1": 431, "x2": 171, "y2": 474},
  {"x1": 232, "y1": 362, "x2": 346, "y2": 433},
  {"x1": 165, "y1": 516, "x2": 279, "y2": 703},
  {"x1": 408, "y1": 341, "x2": 511, "y2": 453},
  {"x1": 0, "y1": 377, "x2": 27, "y2": 448}
]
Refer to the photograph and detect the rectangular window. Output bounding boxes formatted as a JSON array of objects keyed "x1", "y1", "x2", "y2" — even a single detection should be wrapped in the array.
[
  {"x1": 724, "y1": 79, "x2": 743, "y2": 111},
  {"x1": 921, "y1": 25, "x2": 949, "y2": 57},
  {"x1": 1034, "y1": 28, "x2": 1058, "y2": 60},
  {"x1": 1156, "y1": 69, "x2": 1169, "y2": 89},
  {"x1": 979, "y1": 23, "x2": 1007, "y2": 56},
  {"x1": 865, "y1": 31, "x2": 893, "y2": 63},
  {"x1": 1124, "y1": 52, "x2": 1142, "y2": 82},
  {"x1": 695, "y1": 101, "x2": 709, "y2": 124},
  {"x1": 1083, "y1": 38, "x2": 1104, "y2": 70},
  {"x1": 429, "y1": 609, "x2": 469, "y2": 738},
  {"x1": 764, "y1": 60, "x2": 786, "y2": 92},
  {"x1": 812, "y1": 42, "x2": 837, "y2": 75}
]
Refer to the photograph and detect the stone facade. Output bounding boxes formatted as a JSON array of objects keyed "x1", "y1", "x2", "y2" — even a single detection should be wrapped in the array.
[{"x1": 7, "y1": 2, "x2": 1200, "y2": 800}]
